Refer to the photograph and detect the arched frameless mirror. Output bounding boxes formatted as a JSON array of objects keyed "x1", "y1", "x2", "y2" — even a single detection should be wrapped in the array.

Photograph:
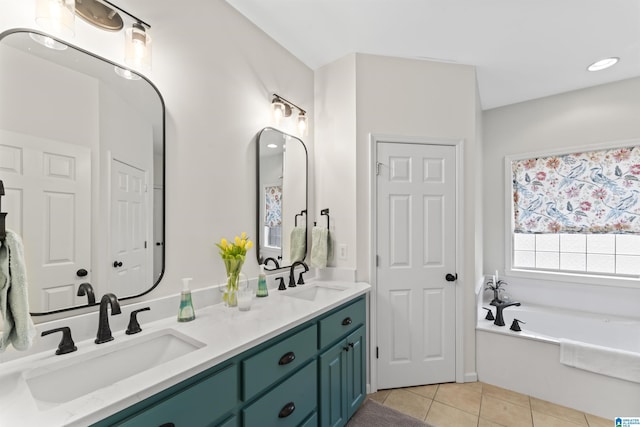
[
  {"x1": 0, "y1": 29, "x2": 165, "y2": 315},
  {"x1": 256, "y1": 127, "x2": 307, "y2": 270}
]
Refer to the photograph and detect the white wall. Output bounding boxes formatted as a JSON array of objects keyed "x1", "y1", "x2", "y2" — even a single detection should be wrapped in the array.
[
  {"x1": 483, "y1": 77, "x2": 640, "y2": 316},
  {"x1": 314, "y1": 54, "x2": 357, "y2": 268},
  {"x1": 1, "y1": 1, "x2": 314, "y2": 312}
]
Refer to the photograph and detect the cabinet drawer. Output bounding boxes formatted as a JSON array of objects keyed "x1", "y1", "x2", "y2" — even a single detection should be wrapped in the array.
[
  {"x1": 243, "y1": 361, "x2": 317, "y2": 427},
  {"x1": 242, "y1": 324, "x2": 317, "y2": 400},
  {"x1": 117, "y1": 364, "x2": 238, "y2": 427},
  {"x1": 319, "y1": 297, "x2": 365, "y2": 348}
]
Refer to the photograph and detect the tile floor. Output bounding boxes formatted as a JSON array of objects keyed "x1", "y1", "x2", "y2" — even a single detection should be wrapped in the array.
[{"x1": 369, "y1": 382, "x2": 612, "y2": 427}]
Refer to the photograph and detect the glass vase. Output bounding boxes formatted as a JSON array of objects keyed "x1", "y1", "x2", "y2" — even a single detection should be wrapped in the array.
[{"x1": 223, "y1": 257, "x2": 245, "y2": 307}]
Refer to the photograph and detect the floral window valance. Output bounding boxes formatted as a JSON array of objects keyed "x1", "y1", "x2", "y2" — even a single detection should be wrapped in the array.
[
  {"x1": 264, "y1": 185, "x2": 282, "y2": 227},
  {"x1": 512, "y1": 146, "x2": 640, "y2": 234}
]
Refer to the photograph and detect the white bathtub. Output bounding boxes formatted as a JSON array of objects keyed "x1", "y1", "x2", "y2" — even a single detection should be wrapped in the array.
[{"x1": 476, "y1": 303, "x2": 640, "y2": 419}]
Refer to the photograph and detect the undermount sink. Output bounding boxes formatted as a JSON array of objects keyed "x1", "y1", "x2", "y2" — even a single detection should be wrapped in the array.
[
  {"x1": 285, "y1": 285, "x2": 347, "y2": 301},
  {"x1": 24, "y1": 329, "x2": 205, "y2": 409}
]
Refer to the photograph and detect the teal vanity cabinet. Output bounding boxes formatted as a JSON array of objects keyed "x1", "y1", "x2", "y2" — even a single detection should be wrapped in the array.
[
  {"x1": 92, "y1": 295, "x2": 366, "y2": 427},
  {"x1": 318, "y1": 299, "x2": 366, "y2": 427}
]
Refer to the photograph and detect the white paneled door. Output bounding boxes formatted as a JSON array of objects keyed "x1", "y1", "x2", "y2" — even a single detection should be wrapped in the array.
[
  {"x1": 110, "y1": 159, "x2": 147, "y2": 296},
  {"x1": 0, "y1": 131, "x2": 91, "y2": 312},
  {"x1": 376, "y1": 141, "x2": 457, "y2": 389}
]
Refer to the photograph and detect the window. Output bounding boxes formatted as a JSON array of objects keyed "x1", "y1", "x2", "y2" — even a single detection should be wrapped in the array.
[
  {"x1": 264, "y1": 185, "x2": 282, "y2": 249},
  {"x1": 508, "y1": 143, "x2": 640, "y2": 281}
]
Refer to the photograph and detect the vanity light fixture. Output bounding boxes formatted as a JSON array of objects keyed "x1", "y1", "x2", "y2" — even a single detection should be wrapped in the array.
[
  {"x1": 587, "y1": 57, "x2": 619, "y2": 72},
  {"x1": 271, "y1": 94, "x2": 308, "y2": 136},
  {"x1": 124, "y1": 22, "x2": 152, "y2": 72},
  {"x1": 35, "y1": 0, "x2": 76, "y2": 38}
]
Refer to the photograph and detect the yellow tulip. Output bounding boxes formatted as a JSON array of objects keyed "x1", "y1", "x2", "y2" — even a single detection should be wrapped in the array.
[
  {"x1": 241, "y1": 231, "x2": 247, "y2": 240},
  {"x1": 246, "y1": 240, "x2": 253, "y2": 250},
  {"x1": 239, "y1": 239, "x2": 246, "y2": 248},
  {"x1": 220, "y1": 238, "x2": 228, "y2": 248},
  {"x1": 235, "y1": 236, "x2": 241, "y2": 246}
]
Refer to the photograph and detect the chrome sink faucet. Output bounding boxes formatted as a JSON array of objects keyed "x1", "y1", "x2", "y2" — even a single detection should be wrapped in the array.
[
  {"x1": 95, "y1": 293, "x2": 121, "y2": 344},
  {"x1": 490, "y1": 300, "x2": 521, "y2": 327}
]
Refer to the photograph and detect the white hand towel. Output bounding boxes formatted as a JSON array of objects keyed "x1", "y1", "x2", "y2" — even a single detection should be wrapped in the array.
[
  {"x1": 310, "y1": 226, "x2": 332, "y2": 268},
  {"x1": 289, "y1": 226, "x2": 306, "y2": 263},
  {"x1": 560, "y1": 338, "x2": 640, "y2": 384},
  {"x1": 0, "y1": 230, "x2": 36, "y2": 352}
]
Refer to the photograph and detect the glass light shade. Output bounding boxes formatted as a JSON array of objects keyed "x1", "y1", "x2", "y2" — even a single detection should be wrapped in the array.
[
  {"x1": 272, "y1": 101, "x2": 285, "y2": 124},
  {"x1": 297, "y1": 112, "x2": 308, "y2": 136},
  {"x1": 125, "y1": 23, "x2": 152, "y2": 72},
  {"x1": 35, "y1": 0, "x2": 75, "y2": 38}
]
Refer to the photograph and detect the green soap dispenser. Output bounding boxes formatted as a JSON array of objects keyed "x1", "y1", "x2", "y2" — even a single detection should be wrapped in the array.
[
  {"x1": 256, "y1": 264, "x2": 268, "y2": 297},
  {"x1": 178, "y1": 277, "x2": 196, "y2": 322}
]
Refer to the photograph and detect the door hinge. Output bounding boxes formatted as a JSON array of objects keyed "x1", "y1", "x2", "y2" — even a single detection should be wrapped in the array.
[
  {"x1": 144, "y1": 241, "x2": 147, "y2": 249},
  {"x1": 376, "y1": 162, "x2": 383, "y2": 175},
  {"x1": 376, "y1": 255, "x2": 379, "y2": 267},
  {"x1": 376, "y1": 346, "x2": 379, "y2": 359}
]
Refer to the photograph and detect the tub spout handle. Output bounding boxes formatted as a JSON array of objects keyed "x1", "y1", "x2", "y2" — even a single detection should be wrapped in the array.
[
  {"x1": 482, "y1": 307, "x2": 495, "y2": 321},
  {"x1": 510, "y1": 318, "x2": 526, "y2": 332}
]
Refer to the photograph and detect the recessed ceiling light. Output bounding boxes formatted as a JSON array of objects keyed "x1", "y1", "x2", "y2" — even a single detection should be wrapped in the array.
[
  {"x1": 587, "y1": 57, "x2": 619, "y2": 72},
  {"x1": 267, "y1": 144, "x2": 278, "y2": 148}
]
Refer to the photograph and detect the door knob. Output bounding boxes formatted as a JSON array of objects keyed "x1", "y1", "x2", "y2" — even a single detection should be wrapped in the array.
[
  {"x1": 445, "y1": 273, "x2": 457, "y2": 282},
  {"x1": 76, "y1": 268, "x2": 88, "y2": 277},
  {"x1": 113, "y1": 261, "x2": 123, "y2": 268}
]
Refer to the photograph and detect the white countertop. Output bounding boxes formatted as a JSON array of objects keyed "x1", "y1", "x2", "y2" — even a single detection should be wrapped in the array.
[{"x1": 0, "y1": 280, "x2": 371, "y2": 427}]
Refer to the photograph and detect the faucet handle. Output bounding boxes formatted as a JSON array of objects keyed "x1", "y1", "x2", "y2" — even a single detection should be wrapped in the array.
[
  {"x1": 41, "y1": 327, "x2": 77, "y2": 355},
  {"x1": 126, "y1": 307, "x2": 151, "y2": 335},
  {"x1": 482, "y1": 307, "x2": 495, "y2": 321},
  {"x1": 277, "y1": 277, "x2": 286, "y2": 290},
  {"x1": 510, "y1": 318, "x2": 526, "y2": 332}
]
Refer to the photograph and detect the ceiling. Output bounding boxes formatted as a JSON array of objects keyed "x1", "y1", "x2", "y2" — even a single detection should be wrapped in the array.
[{"x1": 225, "y1": 0, "x2": 640, "y2": 110}]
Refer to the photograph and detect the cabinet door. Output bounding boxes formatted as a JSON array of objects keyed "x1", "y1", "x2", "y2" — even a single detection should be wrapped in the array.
[
  {"x1": 319, "y1": 340, "x2": 347, "y2": 427},
  {"x1": 115, "y1": 364, "x2": 237, "y2": 427},
  {"x1": 345, "y1": 326, "x2": 366, "y2": 420}
]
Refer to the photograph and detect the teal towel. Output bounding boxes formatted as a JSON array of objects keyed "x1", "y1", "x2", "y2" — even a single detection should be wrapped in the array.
[
  {"x1": 0, "y1": 230, "x2": 36, "y2": 352},
  {"x1": 289, "y1": 226, "x2": 306, "y2": 263},
  {"x1": 310, "y1": 226, "x2": 332, "y2": 268}
]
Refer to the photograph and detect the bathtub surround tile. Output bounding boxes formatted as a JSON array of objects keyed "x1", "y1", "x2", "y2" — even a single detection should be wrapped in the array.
[
  {"x1": 530, "y1": 397, "x2": 588, "y2": 426},
  {"x1": 480, "y1": 395, "x2": 533, "y2": 427},
  {"x1": 482, "y1": 383, "x2": 531, "y2": 408},
  {"x1": 383, "y1": 388, "x2": 432, "y2": 421},
  {"x1": 532, "y1": 411, "x2": 588, "y2": 427},
  {"x1": 433, "y1": 382, "x2": 482, "y2": 415},
  {"x1": 584, "y1": 413, "x2": 613, "y2": 427},
  {"x1": 426, "y1": 401, "x2": 478, "y2": 427}
]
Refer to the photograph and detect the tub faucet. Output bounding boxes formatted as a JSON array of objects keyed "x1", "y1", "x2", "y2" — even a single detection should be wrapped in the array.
[
  {"x1": 289, "y1": 261, "x2": 309, "y2": 287},
  {"x1": 490, "y1": 300, "x2": 521, "y2": 327},
  {"x1": 95, "y1": 293, "x2": 121, "y2": 344}
]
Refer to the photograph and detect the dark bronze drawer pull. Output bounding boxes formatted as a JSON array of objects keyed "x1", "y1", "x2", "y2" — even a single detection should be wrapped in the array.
[
  {"x1": 278, "y1": 402, "x2": 296, "y2": 418},
  {"x1": 159, "y1": 423, "x2": 175, "y2": 427},
  {"x1": 342, "y1": 317, "x2": 352, "y2": 326},
  {"x1": 278, "y1": 351, "x2": 296, "y2": 365}
]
